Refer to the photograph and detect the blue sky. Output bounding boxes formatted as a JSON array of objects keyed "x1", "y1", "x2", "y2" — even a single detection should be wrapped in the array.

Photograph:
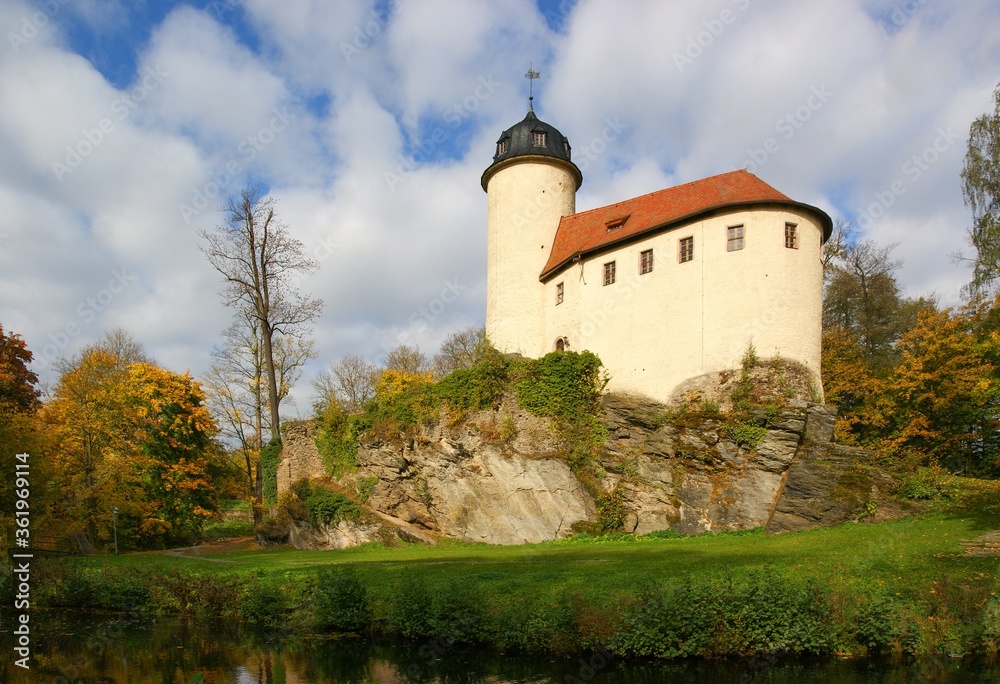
[{"x1": 1, "y1": 0, "x2": 999, "y2": 416}]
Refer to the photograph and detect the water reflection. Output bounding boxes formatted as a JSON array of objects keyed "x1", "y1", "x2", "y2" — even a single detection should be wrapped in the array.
[{"x1": 2, "y1": 612, "x2": 1000, "y2": 683}]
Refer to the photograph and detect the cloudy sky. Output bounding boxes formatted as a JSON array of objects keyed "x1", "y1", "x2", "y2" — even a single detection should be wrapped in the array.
[{"x1": 1, "y1": 0, "x2": 998, "y2": 416}]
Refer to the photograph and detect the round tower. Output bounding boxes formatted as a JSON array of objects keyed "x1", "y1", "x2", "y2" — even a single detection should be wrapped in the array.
[{"x1": 481, "y1": 108, "x2": 582, "y2": 356}]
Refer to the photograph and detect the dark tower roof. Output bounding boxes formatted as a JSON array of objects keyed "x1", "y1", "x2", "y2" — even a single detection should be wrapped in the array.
[{"x1": 481, "y1": 109, "x2": 583, "y2": 191}]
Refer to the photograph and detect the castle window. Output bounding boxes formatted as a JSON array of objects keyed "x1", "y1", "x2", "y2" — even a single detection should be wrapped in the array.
[
  {"x1": 603, "y1": 261, "x2": 616, "y2": 285},
  {"x1": 785, "y1": 223, "x2": 798, "y2": 249},
  {"x1": 497, "y1": 138, "x2": 508, "y2": 155},
  {"x1": 679, "y1": 237, "x2": 694, "y2": 263},
  {"x1": 556, "y1": 282, "x2": 564, "y2": 305},
  {"x1": 727, "y1": 225, "x2": 745, "y2": 252},
  {"x1": 640, "y1": 248, "x2": 654, "y2": 274},
  {"x1": 555, "y1": 337, "x2": 568, "y2": 351},
  {"x1": 533, "y1": 131, "x2": 547, "y2": 146},
  {"x1": 564, "y1": 141, "x2": 571, "y2": 158}
]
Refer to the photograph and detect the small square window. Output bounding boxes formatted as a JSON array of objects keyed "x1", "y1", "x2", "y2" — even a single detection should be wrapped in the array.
[
  {"x1": 533, "y1": 131, "x2": 546, "y2": 146},
  {"x1": 556, "y1": 282, "x2": 564, "y2": 305},
  {"x1": 640, "y1": 249, "x2": 654, "y2": 274},
  {"x1": 727, "y1": 225, "x2": 745, "y2": 252},
  {"x1": 603, "y1": 261, "x2": 616, "y2": 286},
  {"x1": 679, "y1": 237, "x2": 694, "y2": 263},
  {"x1": 785, "y1": 223, "x2": 798, "y2": 249}
]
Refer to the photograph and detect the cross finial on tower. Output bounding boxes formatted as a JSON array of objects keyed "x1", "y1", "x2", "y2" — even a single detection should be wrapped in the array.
[{"x1": 525, "y1": 65, "x2": 540, "y2": 111}]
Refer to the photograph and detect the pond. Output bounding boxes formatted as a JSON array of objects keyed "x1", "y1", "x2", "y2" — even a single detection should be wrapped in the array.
[{"x1": 3, "y1": 612, "x2": 1000, "y2": 683}]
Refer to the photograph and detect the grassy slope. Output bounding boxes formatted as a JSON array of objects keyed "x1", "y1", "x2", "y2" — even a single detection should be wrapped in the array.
[{"x1": 72, "y1": 476, "x2": 1000, "y2": 613}]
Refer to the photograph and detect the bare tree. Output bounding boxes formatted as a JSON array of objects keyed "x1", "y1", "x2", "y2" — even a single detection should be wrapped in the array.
[
  {"x1": 200, "y1": 186, "x2": 323, "y2": 442},
  {"x1": 433, "y1": 326, "x2": 487, "y2": 378},
  {"x1": 203, "y1": 312, "x2": 314, "y2": 526},
  {"x1": 313, "y1": 354, "x2": 378, "y2": 414},
  {"x1": 383, "y1": 344, "x2": 427, "y2": 375}
]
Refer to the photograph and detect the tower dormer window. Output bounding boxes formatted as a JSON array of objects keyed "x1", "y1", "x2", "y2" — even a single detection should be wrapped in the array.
[
  {"x1": 533, "y1": 131, "x2": 546, "y2": 147},
  {"x1": 497, "y1": 138, "x2": 509, "y2": 156},
  {"x1": 563, "y1": 141, "x2": 571, "y2": 158}
]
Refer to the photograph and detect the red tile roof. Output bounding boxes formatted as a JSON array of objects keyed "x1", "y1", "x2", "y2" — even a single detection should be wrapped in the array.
[{"x1": 540, "y1": 169, "x2": 831, "y2": 281}]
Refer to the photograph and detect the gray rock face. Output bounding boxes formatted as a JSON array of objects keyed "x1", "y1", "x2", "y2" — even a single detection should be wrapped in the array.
[
  {"x1": 764, "y1": 442, "x2": 886, "y2": 534},
  {"x1": 356, "y1": 402, "x2": 595, "y2": 545},
  {"x1": 280, "y1": 393, "x2": 892, "y2": 546},
  {"x1": 288, "y1": 518, "x2": 388, "y2": 550}
]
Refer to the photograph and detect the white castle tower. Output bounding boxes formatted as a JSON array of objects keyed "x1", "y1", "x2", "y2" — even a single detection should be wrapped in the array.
[{"x1": 480, "y1": 99, "x2": 582, "y2": 357}]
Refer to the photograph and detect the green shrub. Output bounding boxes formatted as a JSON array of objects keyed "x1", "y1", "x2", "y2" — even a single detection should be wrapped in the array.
[
  {"x1": 314, "y1": 566, "x2": 370, "y2": 632},
  {"x1": 260, "y1": 439, "x2": 283, "y2": 505},
  {"x1": 855, "y1": 591, "x2": 923, "y2": 654},
  {"x1": 725, "y1": 422, "x2": 768, "y2": 449},
  {"x1": 898, "y1": 467, "x2": 949, "y2": 501},
  {"x1": 314, "y1": 406, "x2": 362, "y2": 477},
  {"x1": 435, "y1": 346, "x2": 508, "y2": 412},
  {"x1": 305, "y1": 488, "x2": 364, "y2": 527},
  {"x1": 512, "y1": 351, "x2": 605, "y2": 422},
  {"x1": 613, "y1": 569, "x2": 837, "y2": 658},
  {"x1": 355, "y1": 475, "x2": 378, "y2": 502},
  {"x1": 596, "y1": 487, "x2": 628, "y2": 533},
  {"x1": 237, "y1": 575, "x2": 285, "y2": 627}
]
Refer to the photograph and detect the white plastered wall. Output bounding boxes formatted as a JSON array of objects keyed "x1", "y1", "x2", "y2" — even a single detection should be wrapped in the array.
[{"x1": 541, "y1": 208, "x2": 825, "y2": 402}]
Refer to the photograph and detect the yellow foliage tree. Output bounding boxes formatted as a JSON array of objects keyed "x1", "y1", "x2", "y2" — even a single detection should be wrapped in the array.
[{"x1": 44, "y1": 343, "x2": 223, "y2": 549}]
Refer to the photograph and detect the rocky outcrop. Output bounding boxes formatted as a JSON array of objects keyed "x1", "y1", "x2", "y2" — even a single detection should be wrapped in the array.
[
  {"x1": 356, "y1": 404, "x2": 594, "y2": 545},
  {"x1": 288, "y1": 518, "x2": 402, "y2": 550},
  {"x1": 600, "y1": 394, "x2": 809, "y2": 535},
  {"x1": 279, "y1": 395, "x2": 899, "y2": 547}
]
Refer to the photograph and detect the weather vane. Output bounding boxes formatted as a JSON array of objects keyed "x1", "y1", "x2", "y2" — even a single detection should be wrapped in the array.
[{"x1": 525, "y1": 65, "x2": 540, "y2": 110}]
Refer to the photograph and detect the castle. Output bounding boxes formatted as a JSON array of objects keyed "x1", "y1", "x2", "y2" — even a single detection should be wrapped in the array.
[{"x1": 482, "y1": 106, "x2": 832, "y2": 403}]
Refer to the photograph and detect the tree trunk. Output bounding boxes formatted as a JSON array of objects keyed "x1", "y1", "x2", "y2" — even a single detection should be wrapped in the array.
[
  {"x1": 254, "y1": 462, "x2": 264, "y2": 527},
  {"x1": 261, "y1": 322, "x2": 282, "y2": 443}
]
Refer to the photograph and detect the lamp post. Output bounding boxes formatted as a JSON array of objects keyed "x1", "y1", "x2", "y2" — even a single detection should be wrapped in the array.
[{"x1": 112, "y1": 505, "x2": 118, "y2": 555}]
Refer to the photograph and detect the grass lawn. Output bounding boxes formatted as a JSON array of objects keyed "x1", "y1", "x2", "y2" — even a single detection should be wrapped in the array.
[{"x1": 69, "y1": 475, "x2": 1000, "y2": 610}]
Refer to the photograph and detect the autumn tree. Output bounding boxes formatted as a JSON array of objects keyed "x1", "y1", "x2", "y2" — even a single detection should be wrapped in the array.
[
  {"x1": 0, "y1": 323, "x2": 40, "y2": 414},
  {"x1": 887, "y1": 304, "x2": 1000, "y2": 473},
  {"x1": 44, "y1": 330, "x2": 223, "y2": 548},
  {"x1": 200, "y1": 186, "x2": 322, "y2": 443},
  {"x1": 961, "y1": 82, "x2": 1000, "y2": 299},
  {"x1": 0, "y1": 324, "x2": 46, "y2": 553},
  {"x1": 123, "y1": 363, "x2": 223, "y2": 543}
]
